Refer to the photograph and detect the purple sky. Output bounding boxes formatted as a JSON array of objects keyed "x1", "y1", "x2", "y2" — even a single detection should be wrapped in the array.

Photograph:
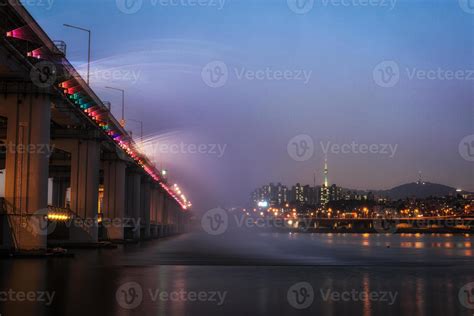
[{"x1": 26, "y1": 0, "x2": 473, "y2": 210}]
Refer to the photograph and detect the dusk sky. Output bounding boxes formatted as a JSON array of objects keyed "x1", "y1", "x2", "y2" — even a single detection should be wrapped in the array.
[{"x1": 26, "y1": 0, "x2": 473, "y2": 211}]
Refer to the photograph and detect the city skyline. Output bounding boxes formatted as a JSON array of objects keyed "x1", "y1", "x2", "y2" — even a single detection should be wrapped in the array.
[{"x1": 251, "y1": 157, "x2": 471, "y2": 202}]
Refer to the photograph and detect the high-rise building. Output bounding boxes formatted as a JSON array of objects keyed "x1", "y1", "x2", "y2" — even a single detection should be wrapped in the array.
[
  {"x1": 329, "y1": 184, "x2": 342, "y2": 201},
  {"x1": 305, "y1": 186, "x2": 319, "y2": 205},
  {"x1": 292, "y1": 183, "x2": 305, "y2": 205},
  {"x1": 276, "y1": 183, "x2": 288, "y2": 205},
  {"x1": 320, "y1": 157, "x2": 330, "y2": 206},
  {"x1": 252, "y1": 182, "x2": 289, "y2": 206}
]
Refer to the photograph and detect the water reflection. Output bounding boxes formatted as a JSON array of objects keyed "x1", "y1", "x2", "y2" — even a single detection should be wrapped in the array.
[{"x1": 0, "y1": 233, "x2": 473, "y2": 316}]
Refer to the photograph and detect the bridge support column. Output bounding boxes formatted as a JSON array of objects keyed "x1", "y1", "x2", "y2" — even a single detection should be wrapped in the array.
[
  {"x1": 51, "y1": 177, "x2": 69, "y2": 208},
  {"x1": 162, "y1": 194, "x2": 169, "y2": 236},
  {"x1": 155, "y1": 187, "x2": 164, "y2": 238},
  {"x1": 69, "y1": 140, "x2": 100, "y2": 243},
  {"x1": 149, "y1": 186, "x2": 155, "y2": 238},
  {"x1": 155, "y1": 188, "x2": 164, "y2": 237},
  {"x1": 103, "y1": 160, "x2": 126, "y2": 240},
  {"x1": 140, "y1": 180, "x2": 151, "y2": 240},
  {"x1": 126, "y1": 169, "x2": 141, "y2": 240},
  {"x1": 3, "y1": 94, "x2": 50, "y2": 251}
]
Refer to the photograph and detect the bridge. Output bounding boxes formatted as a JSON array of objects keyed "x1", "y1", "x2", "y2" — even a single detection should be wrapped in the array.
[
  {"x1": 0, "y1": 0, "x2": 191, "y2": 252},
  {"x1": 290, "y1": 216, "x2": 474, "y2": 233}
]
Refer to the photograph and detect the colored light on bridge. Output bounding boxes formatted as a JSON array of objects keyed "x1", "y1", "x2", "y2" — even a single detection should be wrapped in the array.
[
  {"x1": 76, "y1": 99, "x2": 91, "y2": 106},
  {"x1": 47, "y1": 213, "x2": 71, "y2": 221},
  {"x1": 67, "y1": 86, "x2": 83, "y2": 94},
  {"x1": 80, "y1": 103, "x2": 94, "y2": 109},
  {"x1": 59, "y1": 80, "x2": 77, "y2": 89},
  {"x1": 5, "y1": 29, "x2": 24, "y2": 39},
  {"x1": 27, "y1": 50, "x2": 42, "y2": 59},
  {"x1": 5, "y1": 26, "x2": 31, "y2": 41}
]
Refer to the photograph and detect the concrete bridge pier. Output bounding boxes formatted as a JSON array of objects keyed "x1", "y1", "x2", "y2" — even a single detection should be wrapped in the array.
[
  {"x1": 2, "y1": 93, "x2": 51, "y2": 251},
  {"x1": 149, "y1": 184, "x2": 160, "y2": 239},
  {"x1": 51, "y1": 176, "x2": 69, "y2": 208},
  {"x1": 140, "y1": 179, "x2": 151, "y2": 240},
  {"x1": 155, "y1": 188, "x2": 165, "y2": 238},
  {"x1": 69, "y1": 140, "x2": 101, "y2": 243},
  {"x1": 126, "y1": 169, "x2": 141, "y2": 240},
  {"x1": 54, "y1": 139, "x2": 101, "y2": 243},
  {"x1": 102, "y1": 159, "x2": 127, "y2": 240},
  {"x1": 162, "y1": 194, "x2": 169, "y2": 237}
]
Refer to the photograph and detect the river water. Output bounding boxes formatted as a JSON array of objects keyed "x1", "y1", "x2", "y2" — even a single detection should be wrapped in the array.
[{"x1": 0, "y1": 232, "x2": 473, "y2": 315}]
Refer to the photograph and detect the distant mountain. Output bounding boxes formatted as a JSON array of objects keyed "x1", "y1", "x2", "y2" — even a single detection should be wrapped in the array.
[{"x1": 380, "y1": 182, "x2": 462, "y2": 200}]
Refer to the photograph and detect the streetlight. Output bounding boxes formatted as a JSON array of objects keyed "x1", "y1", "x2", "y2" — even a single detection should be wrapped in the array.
[
  {"x1": 63, "y1": 24, "x2": 91, "y2": 85},
  {"x1": 105, "y1": 86, "x2": 125, "y2": 128},
  {"x1": 128, "y1": 119, "x2": 143, "y2": 143}
]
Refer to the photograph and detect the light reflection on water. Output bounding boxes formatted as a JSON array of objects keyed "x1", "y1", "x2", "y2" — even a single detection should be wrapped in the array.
[{"x1": 0, "y1": 233, "x2": 473, "y2": 316}]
